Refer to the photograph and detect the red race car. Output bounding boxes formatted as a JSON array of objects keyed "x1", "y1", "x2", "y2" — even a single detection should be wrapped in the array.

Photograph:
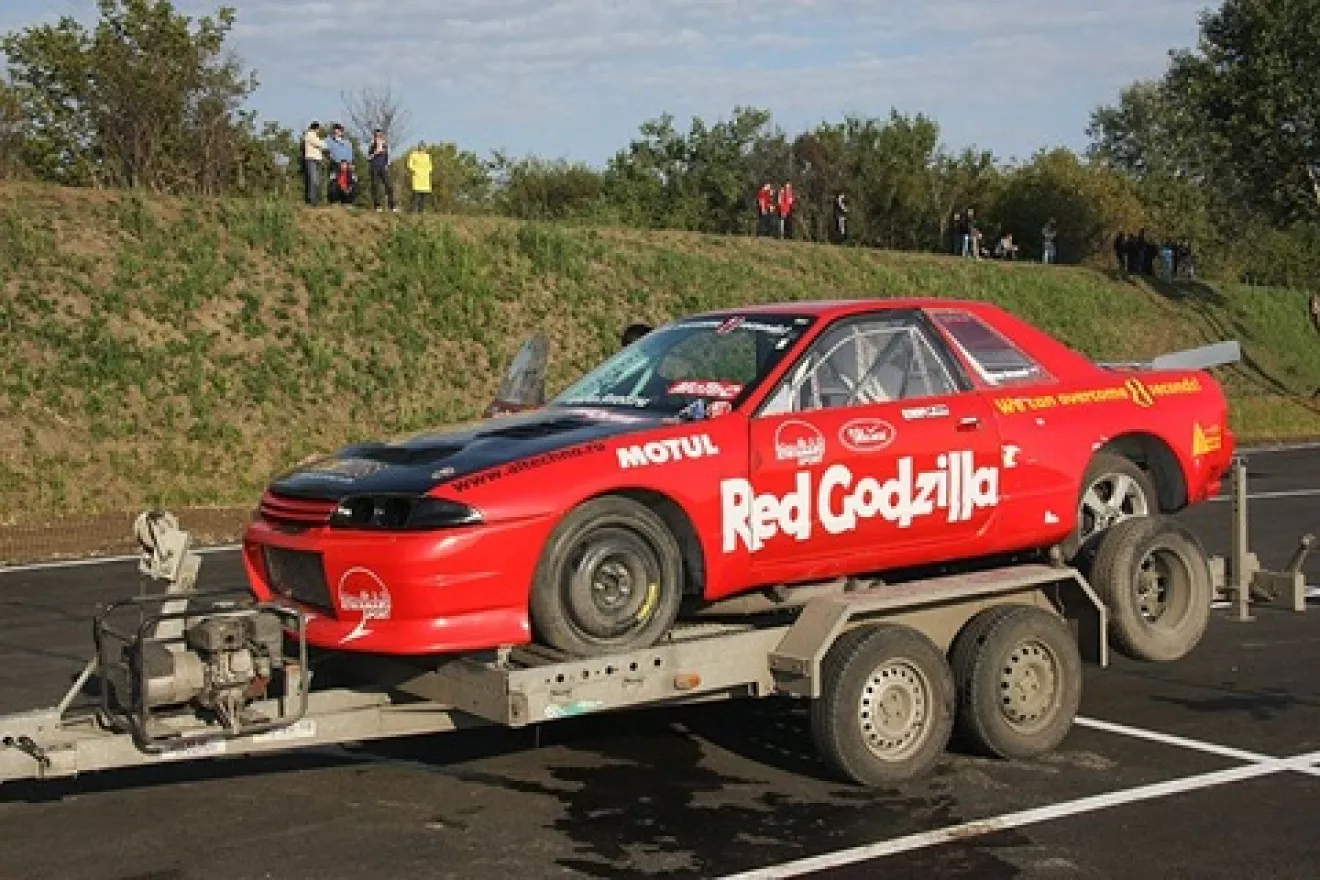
[{"x1": 244, "y1": 299, "x2": 1235, "y2": 657}]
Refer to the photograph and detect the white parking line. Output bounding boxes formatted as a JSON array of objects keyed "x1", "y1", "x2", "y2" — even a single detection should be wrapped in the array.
[
  {"x1": 719, "y1": 718, "x2": 1320, "y2": 880},
  {"x1": 0, "y1": 544, "x2": 239, "y2": 575},
  {"x1": 720, "y1": 756, "x2": 1320, "y2": 879}
]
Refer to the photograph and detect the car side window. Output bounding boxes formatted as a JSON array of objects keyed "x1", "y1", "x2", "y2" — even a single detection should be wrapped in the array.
[
  {"x1": 760, "y1": 316, "x2": 959, "y2": 415},
  {"x1": 930, "y1": 310, "x2": 1052, "y2": 387}
]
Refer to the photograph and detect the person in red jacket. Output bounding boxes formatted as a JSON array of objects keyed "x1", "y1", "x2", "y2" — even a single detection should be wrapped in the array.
[
  {"x1": 778, "y1": 182, "x2": 795, "y2": 239},
  {"x1": 756, "y1": 183, "x2": 774, "y2": 236}
]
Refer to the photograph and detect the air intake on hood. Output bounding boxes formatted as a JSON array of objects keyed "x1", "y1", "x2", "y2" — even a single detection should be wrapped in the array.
[
  {"x1": 477, "y1": 416, "x2": 587, "y2": 441},
  {"x1": 351, "y1": 443, "x2": 466, "y2": 466}
]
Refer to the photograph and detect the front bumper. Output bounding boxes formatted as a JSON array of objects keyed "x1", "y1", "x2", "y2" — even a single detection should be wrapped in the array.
[{"x1": 243, "y1": 514, "x2": 551, "y2": 655}]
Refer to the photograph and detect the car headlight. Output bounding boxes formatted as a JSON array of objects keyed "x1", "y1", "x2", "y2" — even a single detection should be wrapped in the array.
[{"x1": 328, "y1": 495, "x2": 482, "y2": 530}]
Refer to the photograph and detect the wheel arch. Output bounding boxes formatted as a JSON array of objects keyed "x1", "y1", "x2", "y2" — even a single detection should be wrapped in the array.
[{"x1": 1096, "y1": 432, "x2": 1188, "y2": 514}]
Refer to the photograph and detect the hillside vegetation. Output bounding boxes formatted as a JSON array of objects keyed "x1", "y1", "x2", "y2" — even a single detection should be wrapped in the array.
[{"x1": 2, "y1": 182, "x2": 1319, "y2": 524}]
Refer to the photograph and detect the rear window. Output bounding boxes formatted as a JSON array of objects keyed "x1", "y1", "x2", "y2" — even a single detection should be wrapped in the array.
[{"x1": 930, "y1": 310, "x2": 1052, "y2": 387}]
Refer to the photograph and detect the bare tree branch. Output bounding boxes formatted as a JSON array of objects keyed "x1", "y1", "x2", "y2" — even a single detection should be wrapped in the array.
[{"x1": 340, "y1": 85, "x2": 413, "y2": 149}]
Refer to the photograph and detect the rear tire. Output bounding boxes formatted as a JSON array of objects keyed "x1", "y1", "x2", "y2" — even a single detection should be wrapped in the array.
[
  {"x1": 1088, "y1": 516, "x2": 1212, "y2": 663},
  {"x1": 1065, "y1": 452, "x2": 1157, "y2": 561},
  {"x1": 530, "y1": 496, "x2": 683, "y2": 657},
  {"x1": 811, "y1": 624, "x2": 955, "y2": 786},
  {"x1": 950, "y1": 605, "x2": 1082, "y2": 760}
]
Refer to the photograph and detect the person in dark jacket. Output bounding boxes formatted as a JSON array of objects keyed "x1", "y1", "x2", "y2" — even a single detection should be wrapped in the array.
[
  {"x1": 367, "y1": 129, "x2": 396, "y2": 212},
  {"x1": 1114, "y1": 231, "x2": 1128, "y2": 274}
]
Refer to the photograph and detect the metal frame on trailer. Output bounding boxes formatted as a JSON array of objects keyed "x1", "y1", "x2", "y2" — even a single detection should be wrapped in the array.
[{"x1": 0, "y1": 519, "x2": 1106, "y2": 786}]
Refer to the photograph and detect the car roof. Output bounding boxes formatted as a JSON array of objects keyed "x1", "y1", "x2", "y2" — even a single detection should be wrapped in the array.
[{"x1": 699, "y1": 298, "x2": 1002, "y2": 321}]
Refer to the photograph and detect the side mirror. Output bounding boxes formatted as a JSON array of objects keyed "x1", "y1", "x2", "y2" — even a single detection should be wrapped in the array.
[{"x1": 621, "y1": 323, "x2": 653, "y2": 348}]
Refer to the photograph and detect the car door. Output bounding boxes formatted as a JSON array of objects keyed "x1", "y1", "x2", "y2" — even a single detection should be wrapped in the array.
[{"x1": 742, "y1": 312, "x2": 1005, "y2": 583}]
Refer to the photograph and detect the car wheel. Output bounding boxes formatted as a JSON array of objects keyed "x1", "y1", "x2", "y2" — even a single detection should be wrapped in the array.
[
  {"x1": 1087, "y1": 516, "x2": 1212, "y2": 663},
  {"x1": 1066, "y1": 452, "x2": 1156, "y2": 560},
  {"x1": 811, "y1": 624, "x2": 955, "y2": 786},
  {"x1": 949, "y1": 605, "x2": 1082, "y2": 760},
  {"x1": 530, "y1": 496, "x2": 683, "y2": 656}
]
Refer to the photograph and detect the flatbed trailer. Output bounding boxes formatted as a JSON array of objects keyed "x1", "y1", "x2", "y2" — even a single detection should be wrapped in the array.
[{"x1": 0, "y1": 456, "x2": 1307, "y2": 789}]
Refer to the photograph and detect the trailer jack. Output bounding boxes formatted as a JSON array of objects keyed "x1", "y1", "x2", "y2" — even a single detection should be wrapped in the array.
[{"x1": 1211, "y1": 455, "x2": 1314, "y2": 621}]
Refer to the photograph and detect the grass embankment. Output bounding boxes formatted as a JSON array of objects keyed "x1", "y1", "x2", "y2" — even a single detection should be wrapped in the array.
[{"x1": 2, "y1": 181, "x2": 1319, "y2": 524}]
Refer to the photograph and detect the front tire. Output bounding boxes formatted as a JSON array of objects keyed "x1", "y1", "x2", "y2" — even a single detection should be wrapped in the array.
[{"x1": 530, "y1": 496, "x2": 683, "y2": 656}]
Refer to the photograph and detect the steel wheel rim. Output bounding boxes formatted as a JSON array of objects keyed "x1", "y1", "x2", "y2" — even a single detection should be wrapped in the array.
[
  {"x1": 999, "y1": 637, "x2": 1061, "y2": 732},
  {"x1": 1079, "y1": 472, "x2": 1150, "y2": 543},
  {"x1": 565, "y1": 527, "x2": 660, "y2": 640},
  {"x1": 858, "y1": 659, "x2": 932, "y2": 761},
  {"x1": 1136, "y1": 546, "x2": 1191, "y2": 626}
]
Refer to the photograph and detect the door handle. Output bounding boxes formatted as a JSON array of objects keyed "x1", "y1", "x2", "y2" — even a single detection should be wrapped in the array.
[{"x1": 957, "y1": 416, "x2": 981, "y2": 431}]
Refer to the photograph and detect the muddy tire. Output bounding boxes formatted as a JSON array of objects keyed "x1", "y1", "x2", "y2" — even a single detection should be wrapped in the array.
[
  {"x1": 950, "y1": 605, "x2": 1082, "y2": 760},
  {"x1": 811, "y1": 624, "x2": 955, "y2": 786},
  {"x1": 1065, "y1": 452, "x2": 1157, "y2": 561},
  {"x1": 1088, "y1": 516, "x2": 1212, "y2": 663},
  {"x1": 530, "y1": 496, "x2": 683, "y2": 656}
]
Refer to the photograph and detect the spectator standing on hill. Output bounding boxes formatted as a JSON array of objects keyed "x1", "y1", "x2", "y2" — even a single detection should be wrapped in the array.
[
  {"x1": 756, "y1": 183, "x2": 774, "y2": 236},
  {"x1": 325, "y1": 124, "x2": 355, "y2": 205},
  {"x1": 951, "y1": 211, "x2": 965, "y2": 254},
  {"x1": 407, "y1": 141, "x2": 433, "y2": 213},
  {"x1": 778, "y1": 182, "x2": 795, "y2": 239},
  {"x1": 302, "y1": 121, "x2": 326, "y2": 205},
  {"x1": 833, "y1": 192, "x2": 848, "y2": 243},
  {"x1": 1041, "y1": 217, "x2": 1057, "y2": 264},
  {"x1": 963, "y1": 208, "x2": 980, "y2": 259},
  {"x1": 367, "y1": 129, "x2": 396, "y2": 212},
  {"x1": 1114, "y1": 231, "x2": 1128, "y2": 274}
]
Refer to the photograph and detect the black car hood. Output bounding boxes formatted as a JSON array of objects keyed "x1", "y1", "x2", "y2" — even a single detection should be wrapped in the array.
[{"x1": 269, "y1": 407, "x2": 671, "y2": 500}]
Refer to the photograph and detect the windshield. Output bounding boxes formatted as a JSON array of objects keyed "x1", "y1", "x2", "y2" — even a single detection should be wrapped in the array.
[{"x1": 553, "y1": 314, "x2": 815, "y2": 414}]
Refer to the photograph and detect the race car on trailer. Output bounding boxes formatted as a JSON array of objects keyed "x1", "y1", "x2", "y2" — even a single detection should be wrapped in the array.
[
  {"x1": 1, "y1": 301, "x2": 1264, "y2": 791},
  {"x1": 246, "y1": 298, "x2": 1235, "y2": 664}
]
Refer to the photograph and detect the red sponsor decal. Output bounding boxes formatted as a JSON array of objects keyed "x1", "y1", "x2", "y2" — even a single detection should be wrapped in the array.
[
  {"x1": 708, "y1": 400, "x2": 733, "y2": 417},
  {"x1": 839, "y1": 418, "x2": 897, "y2": 453},
  {"x1": 337, "y1": 567, "x2": 392, "y2": 644},
  {"x1": 668, "y1": 379, "x2": 743, "y2": 400},
  {"x1": 774, "y1": 419, "x2": 826, "y2": 465}
]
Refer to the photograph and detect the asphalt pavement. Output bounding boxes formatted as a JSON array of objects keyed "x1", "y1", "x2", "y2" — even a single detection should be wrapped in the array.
[{"x1": 1, "y1": 447, "x2": 1319, "y2": 879}]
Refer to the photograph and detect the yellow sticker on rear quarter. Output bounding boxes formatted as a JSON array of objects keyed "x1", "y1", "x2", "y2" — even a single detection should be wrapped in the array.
[{"x1": 1193, "y1": 423, "x2": 1223, "y2": 456}]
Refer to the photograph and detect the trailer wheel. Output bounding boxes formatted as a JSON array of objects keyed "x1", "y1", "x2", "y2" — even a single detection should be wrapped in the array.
[
  {"x1": 1088, "y1": 516, "x2": 1212, "y2": 663},
  {"x1": 811, "y1": 624, "x2": 954, "y2": 786},
  {"x1": 530, "y1": 496, "x2": 683, "y2": 656},
  {"x1": 949, "y1": 605, "x2": 1082, "y2": 760},
  {"x1": 1065, "y1": 452, "x2": 1157, "y2": 560}
]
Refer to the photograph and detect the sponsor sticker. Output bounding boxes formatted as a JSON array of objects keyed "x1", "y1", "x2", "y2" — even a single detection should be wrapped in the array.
[
  {"x1": 667, "y1": 380, "x2": 744, "y2": 400},
  {"x1": 902, "y1": 404, "x2": 950, "y2": 421},
  {"x1": 451, "y1": 442, "x2": 608, "y2": 492},
  {"x1": 338, "y1": 567, "x2": 392, "y2": 645},
  {"x1": 708, "y1": 401, "x2": 733, "y2": 418},
  {"x1": 721, "y1": 451, "x2": 999, "y2": 553},
  {"x1": 1193, "y1": 423, "x2": 1223, "y2": 456},
  {"x1": 252, "y1": 719, "x2": 318, "y2": 744},
  {"x1": 617, "y1": 434, "x2": 721, "y2": 469},
  {"x1": 774, "y1": 420, "x2": 826, "y2": 466},
  {"x1": 994, "y1": 377, "x2": 1203, "y2": 416},
  {"x1": 838, "y1": 418, "x2": 896, "y2": 454},
  {"x1": 302, "y1": 457, "x2": 388, "y2": 480},
  {"x1": 157, "y1": 738, "x2": 228, "y2": 761}
]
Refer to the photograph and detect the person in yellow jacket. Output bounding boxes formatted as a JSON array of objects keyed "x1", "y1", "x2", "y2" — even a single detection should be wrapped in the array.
[{"x1": 407, "y1": 142, "x2": 433, "y2": 213}]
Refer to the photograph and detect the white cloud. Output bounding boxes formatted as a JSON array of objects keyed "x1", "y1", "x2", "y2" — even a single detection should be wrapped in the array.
[{"x1": 8, "y1": 0, "x2": 1207, "y2": 163}]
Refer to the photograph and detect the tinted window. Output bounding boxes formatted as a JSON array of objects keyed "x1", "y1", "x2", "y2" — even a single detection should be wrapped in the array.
[{"x1": 930, "y1": 310, "x2": 1051, "y2": 387}]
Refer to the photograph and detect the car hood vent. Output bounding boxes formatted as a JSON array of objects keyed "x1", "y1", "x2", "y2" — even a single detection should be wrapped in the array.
[
  {"x1": 475, "y1": 416, "x2": 588, "y2": 441},
  {"x1": 352, "y1": 443, "x2": 466, "y2": 467}
]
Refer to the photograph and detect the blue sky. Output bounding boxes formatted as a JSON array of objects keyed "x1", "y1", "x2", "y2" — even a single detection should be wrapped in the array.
[{"x1": 1, "y1": 0, "x2": 1209, "y2": 165}]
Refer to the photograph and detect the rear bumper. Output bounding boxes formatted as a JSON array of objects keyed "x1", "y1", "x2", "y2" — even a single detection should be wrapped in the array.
[{"x1": 243, "y1": 515, "x2": 550, "y2": 655}]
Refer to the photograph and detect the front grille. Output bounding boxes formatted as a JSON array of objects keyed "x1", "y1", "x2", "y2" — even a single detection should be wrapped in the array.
[
  {"x1": 263, "y1": 547, "x2": 335, "y2": 613},
  {"x1": 261, "y1": 492, "x2": 338, "y2": 526}
]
